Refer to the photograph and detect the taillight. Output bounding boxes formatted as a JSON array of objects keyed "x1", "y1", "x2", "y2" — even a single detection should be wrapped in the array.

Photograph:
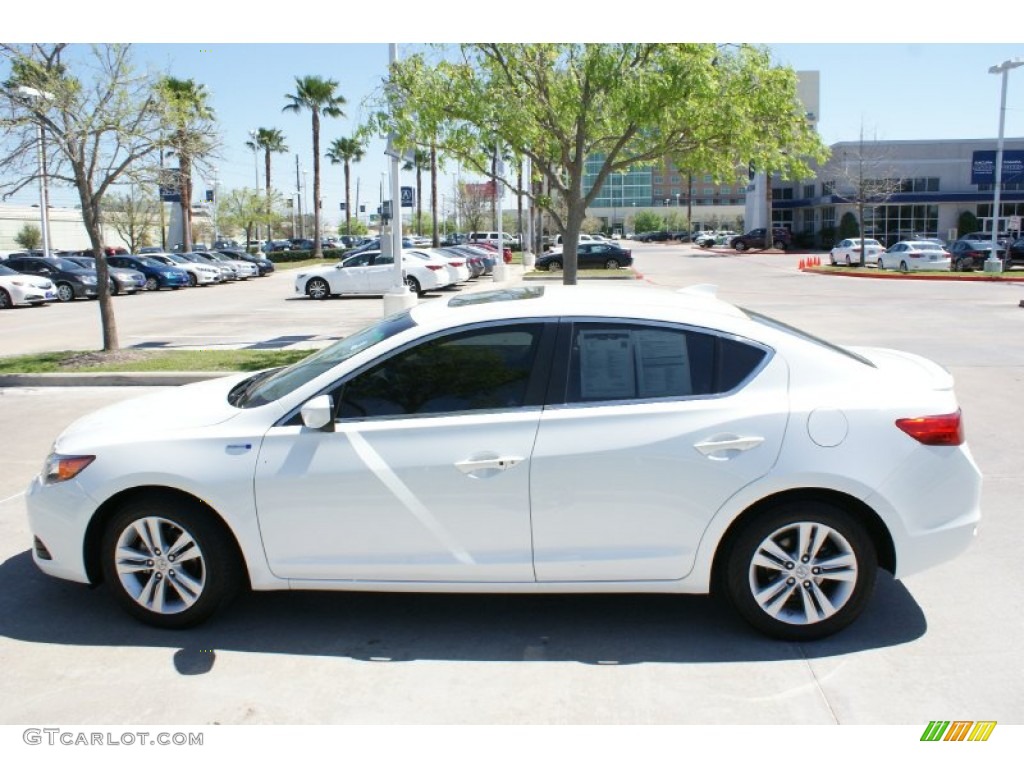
[
  {"x1": 895, "y1": 410, "x2": 964, "y2": 446},
  {"x1": 426, "y1": 264, "x2": 444, "y2": 271}
]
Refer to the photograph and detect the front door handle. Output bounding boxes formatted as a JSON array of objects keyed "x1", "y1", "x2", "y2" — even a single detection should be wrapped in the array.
[
  {"x1": 694, "y1": 435, "x2": 765, "y2": 459},
  {"x1": 455, "y1": 456, "x2": 524, "y2": 475}
]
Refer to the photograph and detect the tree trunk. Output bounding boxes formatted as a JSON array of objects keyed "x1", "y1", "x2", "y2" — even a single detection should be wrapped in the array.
[
  {"x1": 344, "y1": 162, "x2": 352, "y2": 236},
  {"x1": 516, "y1": 160, "x2": 523, "y2": 250},
  {"x1": 311, "y1": 110, "x2": 323, "y2": 258},
  {"x1": 430, "y1": 143, "x2": 439, "y2": 247},
  {"x1": 180, "y1": 155, "x2": 193, "y2": 252},
  {"x1": 562, "y1": 199, "x2": 587, "y2": 286},
  {"x1": 416, "y1": 166, "x2": 423, "y2": 236},
  {"x1": 81, "y1": 196, "x2": 119, "y2": 351},
  {"x1": 264, "y1": 149, "x2": 273, "y2": 240}
]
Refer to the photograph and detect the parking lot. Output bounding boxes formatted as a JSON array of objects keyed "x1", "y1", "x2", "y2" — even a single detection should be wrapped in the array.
[{"x1": 1, "y1": 243, "x2": 1022, "y2": 733}]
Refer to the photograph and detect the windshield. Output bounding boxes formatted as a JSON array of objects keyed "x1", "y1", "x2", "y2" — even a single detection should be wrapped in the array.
[{"x1": 229, "y1": 310, "x2": 418, "y2": 408}]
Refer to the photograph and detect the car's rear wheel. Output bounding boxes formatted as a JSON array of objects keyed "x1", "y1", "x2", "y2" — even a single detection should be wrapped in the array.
[
  {"x1": 845, "y1": 255, "x2": 852, "y2": 266},
  {"x1": 188, "y1": 273, "x2": 198, "y2": 287},
  {"x1": 723, "y1": 501, "x2": 877, "y2": 641},
  {"x1": 900, "y1": 261, "x2": 909, "y2": 273},
  {"x1": 773, "y1": 239, "x2": 787, "y2": 250},
  {"x1": 605, "y1": 258, "x2": 621, "y2": 269},
  {"x1": 547, "y1": 260, "x2": 563, "y2": 272},
  {"x1": 405, "y1": 275, "x2": 422, "y2": 295},
  {"x1": 306, "y1": 277, "x2": 330, "y2": 300},
  {"x1": 100, "y1": 499, "x2": 242, "y2": 629}
]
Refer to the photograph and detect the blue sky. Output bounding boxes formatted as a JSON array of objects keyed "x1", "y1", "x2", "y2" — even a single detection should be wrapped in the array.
[{"x1": 5, "y1": 4, "x2": 1023, "y2": 230}]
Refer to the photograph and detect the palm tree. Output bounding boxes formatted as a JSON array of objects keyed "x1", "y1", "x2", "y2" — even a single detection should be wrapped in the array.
[
  {"x1": 158, "y1": 77, "x2": 215, "y2": 252},
  {"x1": 283, "y1": 76, "x2": 346, "y2": 258},
  {"x1": 325, "y1": 136, "x2": 365, "y2": 237},
  {"x1": 403, "y1": 148, "x2": 431, "y2": 236},
  {"x1": 245, "y1": 127, "x2": 288, "y2": 240}
]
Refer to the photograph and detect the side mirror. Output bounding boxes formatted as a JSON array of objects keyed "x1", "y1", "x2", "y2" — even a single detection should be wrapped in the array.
[{"x1": 300, "y1": 395, "x2": 335, "y2": 431}]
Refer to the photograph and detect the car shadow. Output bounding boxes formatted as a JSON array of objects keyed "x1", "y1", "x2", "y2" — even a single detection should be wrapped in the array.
[{"x1": 0, "y1": 551, "x2": 926, "y2": 674}]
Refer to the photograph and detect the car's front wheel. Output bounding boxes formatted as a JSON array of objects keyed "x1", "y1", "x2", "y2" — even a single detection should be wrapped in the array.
[
  {"x1": 0, "y1": 288, "x2": 12, "y2": 309},
  {"x1": 773, "y1": 239, "x2": 787, "y2": 250},
  {"x1": 404, "y1": 275, "x2": 422, "y2": 295},
  {"x1": 306, "y1": 277, "x2": 330, "y2": 300},
  {"x1": 722, "y1": 501, "x2": 877, "y2": 641},
  {"x1": 547, "y1": 260, "x2": 563, "y2": 272},
  {"x1": 605, "y1": 258, "x2": 621, "y2": 269},
  {"x1": 100, "y1": 498, "x2": 242, "y2": 628},
  {"x1": 733, "y1": 241, "x2": 747, "y2": 252},
  {"x1": 900, "y1": 261, "x2": 909, "y2": 273},
  {"x1": 55, "y1": 282, "x2": 75, "y2": 302},
  {"x1": 144, "y1": 276, "x2": 159, "y2": 291}
]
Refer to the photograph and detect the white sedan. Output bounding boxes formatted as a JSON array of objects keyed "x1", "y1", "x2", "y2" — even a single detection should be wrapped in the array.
[
  {"x1": 409, "y1": 248, "x2": 470, "y2": 285},
  {"x1": 147, "y1": 253, "x2": 224, "y2": 287},
  {"x1": 295, "y1": 249, "x2": 452, "y2": 299},
  {"x1": 878, "y1": 241, "x2": 952, "y2": 272},
  {"x1": 830, "y1": 238, "x2": 884, "y2": 266},
  {"x1": 24, "y1": 284, "x2": 981, "y2": 640},
  {"x1": 0, "y1": 263, "x2": 56, "y2": 308}
]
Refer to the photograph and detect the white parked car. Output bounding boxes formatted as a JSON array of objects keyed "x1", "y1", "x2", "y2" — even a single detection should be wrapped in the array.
[
  {"x1": 295, "y1": 248, "x2": 452, "y2": 299},
  {"x1": 878, "y1": 241, "x2": 952, "y2": 272},
  {"x1": 146, "y1": 253, "x2": 223, "y2": 287},
  {"x1": 204, "y1": 251, "x2": 258, "y2": 280},
  {"x1": 830, "y1": 238, "x2": 885, "y2": 267},
  {"x1": 25, "y1": 283, "x2": 981, "y2": 640},
  {"x1": 0, "y1": 263, "x2": 56, "y2": 308},
  {"x1": 410, "y1": 248, "x2": 470, "y2": 285}
]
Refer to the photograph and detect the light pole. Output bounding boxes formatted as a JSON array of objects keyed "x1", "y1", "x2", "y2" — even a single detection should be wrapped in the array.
[
  {"x1": 17, "y1": 86, "x2": 53, "y2": 257},
  {"x1": 987, "y1": 57, "x2": 1023, "y2": 272}
]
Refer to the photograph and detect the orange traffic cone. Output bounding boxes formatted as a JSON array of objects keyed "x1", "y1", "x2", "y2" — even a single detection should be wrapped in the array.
[{"x1": 799, "y1": 258, "x2": 806, "y2": 270}]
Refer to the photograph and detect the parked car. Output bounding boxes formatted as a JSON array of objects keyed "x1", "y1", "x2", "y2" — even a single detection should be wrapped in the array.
[
  {"x1": 25, "y1": 283, "x2": 981, "y2": 640},
  {"x1": 829, "y1": 238, "x2": 885, "y2": 267},
  {"x1": 537, "y1": 242, "x2": 633, "y2": 271},
  {"x1": 62, "y1": 255, "x2": 146, "y2": 295},
  {"x1": 0, "y1": 263, "x2": 56, "y2": 308},
  {"x1": 218, "y1": 249, "x2": 275, "y2": 276},
  {"x1": 409, "y1": 248, "x2": 470, "y2": 285},
  {"x1": 261, "y1": 240, "x2": 292, "y2": 253},
  {"x1": 469, "y1": 231, "x2": 519, "y2": 249},
  {"x1": 634, "y1": 230, "x2": 673, "y2": 243},
  {"x1": 948, "y1": 239, "x2": 1008, "y2": 272},
  {"x1": 294, "y1": 248, "x2": 452, "y2": 299},
  {"x1": 1007, "y1": 237, "x2": 1024, "y2": 269},
  {"x1": 107, "y1": 254, "x2": 191, "y2": 291},
  {"x1": 202, "y1": 251, "x2": 259, "y2": 280},
  {"x1": 730, "y1": 228, "x2": 792, "y2": 251},
  {"x1": 145, "y1": 253, "x2": 224, "y2": 287},
  {"x1": 179, "y1": 252, "x2": 236, "y2": 282},
  {"x1": 878, "y1": 241, "x2": 952, "y2": 272},
  {"x1": 288, "y1": 238, "x2": 317, "y2": 251},
  {"x1": 4, "y1": 255, "x2": 100, "y2": 302}
]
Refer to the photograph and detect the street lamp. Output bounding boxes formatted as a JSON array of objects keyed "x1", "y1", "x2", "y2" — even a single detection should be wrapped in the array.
[
  {"x1": 987, "y1": 57, "x2": 1023, "y2": 272},
  {"x1": 17, "y1": 86, "x2": 53, "y2": 257}
]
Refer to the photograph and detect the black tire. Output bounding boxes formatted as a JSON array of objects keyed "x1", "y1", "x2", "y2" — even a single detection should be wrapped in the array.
[
  {"x1": 109, "y1": 279, "x2": 120, "y2": 296},
  {"x1": 733, "y1": 240, "x2": 747, "y2": 252},
  {"x1": 0, "y1": 288, "x2": 11, "y2": 309},
  {"x1": 100, "y1": 497, "x2": 243, "y2": 629},
  {"x1": 306, "y1": 277, "x2": 330, "y2": 300},
  {"x1": 829, "y1": 254, "x2": 837, "y2": 266},
  {"x1": 954, "y1": 258, "x2": 971, "y2": 272},
  {"x1": 144, "y1": 276, "x2": 159, "y2": 292},
  {"x1": 845, "y1": 255, "x2": 852, "y2": 266},
  {"x1": 404, "y1": 275, "x2": 422, "y2": 295},
  {"x1": 722, "y1": 501, "x2": 877, "y2": 641},
  {"x1": 547, "y1": 260, "x2": 563, "y2": 272},
  {"x1": 605, "y1": 258, "x2": 621, "y2": 269},
  {"x1": 899, "y1": 261, "x2": 909, "y2": 273},
  {"x1": 188, "y1": 273, "x2": 198, "y2": 287},
  {"x1": 56, "y1": 282, "x2": 75, "y2": 302},
  {"x1": 773, "y1": 239, "x2": 787, "y2": 250}
]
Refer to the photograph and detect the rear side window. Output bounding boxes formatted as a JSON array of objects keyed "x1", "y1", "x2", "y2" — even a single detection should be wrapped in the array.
[{"x1": 562, "y1": 322, "x2": 768, "y2": 404}]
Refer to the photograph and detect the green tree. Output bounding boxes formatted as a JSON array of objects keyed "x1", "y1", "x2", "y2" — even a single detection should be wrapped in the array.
[
  {"x1": 383, "y1": 44, "x2": 827, "y2": 284},
  {"x1": 283, "y1": 76, "x2": 346, "y2": 258},
  {"x1": 838, "y1": 211, "x2": 860, "y2": 240},
  {"x1": 2, "y1": 44, "x2": 165, "y2": 350},
  {"x1": 218, "y1": 187, "x2": 265, "y2": 246},
  {"x1": 958, "y1": 210, "x2": 980, "y2": 238},
  {"x1": 632, "y1": 210, "x2": 663, "y2": 234},
  {"x1": 14, "y1": 223, "x2": 41, "y2": 250},
  {"x1": 326, "y1": 135, "x2": 365, "y2": 237},
  {"x1": 158, "y1": 76, "x2": 217, "y2": 254},
  {"x1": 245, "y1": 127, "x2": 288, "y2": 238}
]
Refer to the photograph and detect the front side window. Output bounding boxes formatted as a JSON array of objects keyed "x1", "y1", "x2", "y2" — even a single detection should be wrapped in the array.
[
  {"x1": 336, "y1": 323, "x2": 546, "y2": 419},
  {"x1": 563, "y1": 322, "x2": 767, "y2": 404}
]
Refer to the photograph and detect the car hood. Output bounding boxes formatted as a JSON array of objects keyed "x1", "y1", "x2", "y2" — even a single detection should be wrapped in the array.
[
  {"x1": 847, "y1": 346, "x2": 954, "y2": 391},
  {"x1": 54, "y1": 372, "x2": 256, "y2": 452}
]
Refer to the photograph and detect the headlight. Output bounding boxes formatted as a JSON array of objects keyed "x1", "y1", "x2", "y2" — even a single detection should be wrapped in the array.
[
  {"x1": 80, "y1": 276, "x2": 97, "y2": 285},
  {"x1": 42, "y1": 454, "x2": 95, "y2": 484}
]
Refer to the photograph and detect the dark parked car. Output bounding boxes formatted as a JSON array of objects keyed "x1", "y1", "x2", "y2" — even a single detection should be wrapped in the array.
[
  {"x1": 288, "y1": 239, "x2": 317, "y2": 251},
  {"x1": 537, "y1": 242, "x2": 633, "y2": 271},
  {"x1": 107, "y1": 254, "x2": 191, "y2": 291},
  {"x1": 635, "y1": 230, "x2": 672, "y2": 243},
  {"x1": 62, "y1": 255, "x2": 146, "y2": 295},
  {"x1": 730, "y1": 228, "x2": 792, "y2": 251},
  {"x1": 218, "y1": 249, "x2": 275, "y2": 276},
  {"x1": 1007, "y1": 238, "x2": 1024, "y2": 269},
  {"x1": 261, "y1": 240, "x2": 292, "y2": 253},
  {"x1": 4, "y1": 255, "x2": 100, "y2": 302},
  {"x1": 949, "y1": 239, "x2": 1008, "y2": 271}
]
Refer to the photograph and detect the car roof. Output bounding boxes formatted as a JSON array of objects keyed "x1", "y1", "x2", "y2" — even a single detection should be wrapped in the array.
[{"x1": 407, "y1": 284, "x2": 750, "y2": 333}]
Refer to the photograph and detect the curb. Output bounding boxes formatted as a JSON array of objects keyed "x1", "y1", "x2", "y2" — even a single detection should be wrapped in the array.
[
  {"x1": 0, "y1": 371, "x2": 227, "y2": 388},
  {"x1": 800, "y1": 267, "x2": 1024, "y2": 282}
]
